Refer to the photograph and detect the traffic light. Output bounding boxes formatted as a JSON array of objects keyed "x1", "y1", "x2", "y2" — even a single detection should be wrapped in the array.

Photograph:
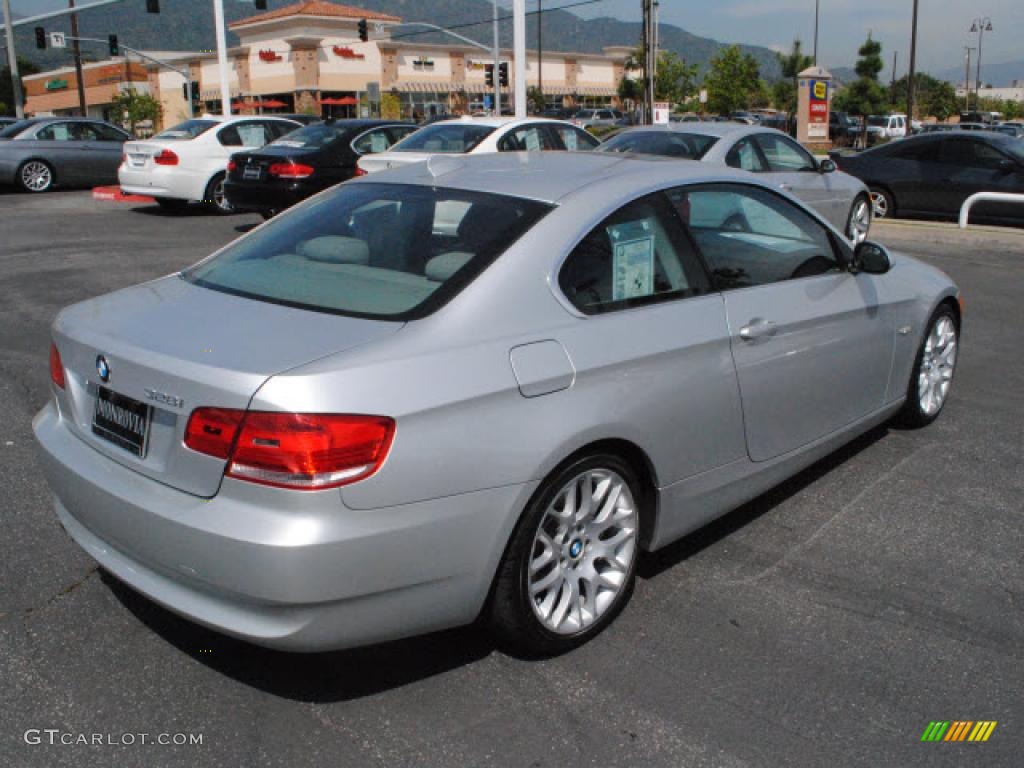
[
  {"x1": 181, "y1": 80, "x2": 200, "y2": 102},
  {"x1": 146, "y1": 0, "x2": 160, "y2": 12},
  {"x1": 108, "y1": 34, "x2": 119, "y2": 56},
  {"x1": 254, "y1": 0, "x2": 267, "y2": 9},
  {"x1": 485, "y1": 63, "x2": 494, "y2": 88},
  {"x1": 35, "y1": 26, "x2": 46, "y2": 50},
  {"x1": 358, "y1": 18, "x2": 368, "y2": 42},
  {"x1": 498, "y1": 62, "x2": 509, "y2": 87}
]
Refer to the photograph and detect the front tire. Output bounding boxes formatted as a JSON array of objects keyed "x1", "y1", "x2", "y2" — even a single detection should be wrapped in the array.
[
  {"x1": 18, "y1": 160, "x2": 54, "y2": 193},
  {"x1": 869, "y1": 187, "x2": 894, "y2": 220},
  {"x1": 204, "y1": 173, "x2": 234, "y2": 215},
  {"x1": 894, "y1": 304, "x2": 959, "y2": 428},
  {"x1": 488, "y1": 454, "x2": 642, "y2": 656},
  {"x1": 846, "y1": 194, "x2": 871, "y2": 245}
]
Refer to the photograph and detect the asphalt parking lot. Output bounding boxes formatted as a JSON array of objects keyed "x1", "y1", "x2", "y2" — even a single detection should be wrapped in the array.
[{"x1": 1, "y1": 190, "x2": 1021, "y2": 768}]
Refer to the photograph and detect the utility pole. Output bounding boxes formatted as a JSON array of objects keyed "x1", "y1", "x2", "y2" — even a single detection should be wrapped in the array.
[
  {"x1": 906, "y1": 0, "x2": 918, "y2": 125},
  {"x1": 212, "y1": 0, "x2": 232, "y2": 115},
  {"x1": 492, "y1": 0, "x2": 500, "y2": 114},
  {"x1": 513, "y1": 0, "x2": 525, "y2": 117},
  {"x1": 890, "y1": 50, "x2": 897, "y2": 104},
  {"x1": 69, "y1": 0, "x2": 88, "y2": 117},
  {"x1": 970, "y1": 17, "x2": 993, "y2": 108},
  {"x1": 536, "y1": 0, "x2": 542, "y2": 110},
  {"x1": 963, "y1": 46, "x2": 974, "y2": 111},
  {"x1": 813, "y1": 0, "x2": 819, "y2": 65},
  {"x1": 652, "y1": 0, "x2": 659, "y2": 83},
  {"x1": 1, "y1": 0, "x2": 23, "y2": 118},
  {"x1": 643, "y1": 0, "x2": 654, "y2": 124}
]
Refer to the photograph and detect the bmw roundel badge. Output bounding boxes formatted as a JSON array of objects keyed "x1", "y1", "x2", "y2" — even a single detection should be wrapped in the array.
[{"x1": 96, "y1": 355, "x2": 110, "y2": 383}]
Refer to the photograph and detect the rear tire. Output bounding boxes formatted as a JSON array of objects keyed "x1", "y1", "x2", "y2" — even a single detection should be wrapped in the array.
[
  {"x1": 260, "y1": 208, "x2": 278, "y2": 220},
  {"x1": 18, "y1": 160, "x2": 54, "y2": 193},
  {"x1": 894, "y1": 304, "x2": 959, "y2": 428},
  {"x1": 488, "y1": 453, "x2": 643, "y2": 656},
  {"x1": 204, "y1": 173, "x2": 234, "y2": 215},
  {"x1": 154, "y1": 197, "x2": 188, "y2": 211},
  {"x1": 869, "y1": 187, "x2": 894, "y2": 220}
]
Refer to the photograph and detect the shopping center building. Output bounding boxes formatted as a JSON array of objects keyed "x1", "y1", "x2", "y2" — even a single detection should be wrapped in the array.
[{"x1": 24, "y1": 1, "x2": 629, "y2": 128}]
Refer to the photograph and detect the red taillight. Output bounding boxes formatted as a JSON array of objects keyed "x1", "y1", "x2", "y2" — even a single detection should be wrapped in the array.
[
  {"x1": 153, "y1": 148, "x2": 179, "y2": 166},
  {"x1": 268, "y1": 162, "x2": 314, "y2": 179},
  {"x1": 185, "y1": 409, "x2": 395, "y2": 490},
  {"x1": 226, "y1": 159, "x2": 237, "y2": 172},
  {"x1": 49, "y1": 343, "x2": 65, "y2": 390},
  {"x1": 354, "y1": 166, "x2": 368, "y2": 177}
]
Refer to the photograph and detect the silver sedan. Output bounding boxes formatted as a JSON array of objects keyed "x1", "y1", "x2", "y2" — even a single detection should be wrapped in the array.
[
  {"x1": 35, "y1": 152, "x2": 959, "y2": 655},
  {"x1": 598, "y1": 122, "x2": 873, "y2": 245}
]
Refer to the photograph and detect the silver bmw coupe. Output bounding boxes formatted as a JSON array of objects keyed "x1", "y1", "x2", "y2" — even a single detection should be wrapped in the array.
[{"x1": 35, "y1": 152, "x2": 960, "y2": 655}]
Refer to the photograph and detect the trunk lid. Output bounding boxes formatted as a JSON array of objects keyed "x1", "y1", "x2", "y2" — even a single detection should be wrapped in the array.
[
  {"x1": 357, "y1": 151, "x2": 433, "y2": 175},
  {"x1": 53, "y1": 275, "x2": 402, "y2": 497},
  {"x1": 123, "y1": 140, "x2": 176, "y2": 171}
]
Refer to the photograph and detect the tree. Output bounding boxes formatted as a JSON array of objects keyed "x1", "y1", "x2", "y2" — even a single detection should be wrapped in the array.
[
  {"x1": 381, "y1": 92, "x2": 401, "y2": 120},
  {"x1": 527, "y1": 86, "x2": 545, "y2": 114},
  {"x1": 0, "y1": 58, "x2": 41, "y2": 116},
  {"x1": 655, "y1": 51, "x2": 698, "y2": 105},
  {"x1": 833, "y1": 35, "x2": 889, "y2": 118},
  {"x1": 773, "y1": 39, "x2": 813, "y2": 114},
  {"x1": 890, "y1": 73, "x2": 958, "y2": 120},
  {"x1": 108, "y1": 88, "x2": 162, "y2": 136},
  {"x1": 703, "y1": 45, "x2": 761, "y2": 115}
]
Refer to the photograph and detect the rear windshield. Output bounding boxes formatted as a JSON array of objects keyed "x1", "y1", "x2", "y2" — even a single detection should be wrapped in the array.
[
  {"x1": 867, "y1": 116, "x2": 888, "y2": 127},
  {"x1": 182, "y1": 182, "x2": 552, "y2": 320},
  {"x1": 269, "y1": 121, "x2": 350, "y2": 149},
  {"x1": 597, "y1": 130, "x2": 718, "y2": 160},
  {"x1": 392, "y1": 123, "x2": 496, "y2": 153},
  {"x1": 155, "y1": 119, "x2": 218, "y2": 140}
]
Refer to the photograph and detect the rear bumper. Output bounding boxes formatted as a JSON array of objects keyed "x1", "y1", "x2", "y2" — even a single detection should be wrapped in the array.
[
  {"x1": 223, "y1": 179, "x2": 321, "y2": 212},
  {"x1": 34, "y1": 400, "x2": 535, "y2": 651},
  {"x1": 118, "y1": 165, "x2": 205, "y2": 202}
]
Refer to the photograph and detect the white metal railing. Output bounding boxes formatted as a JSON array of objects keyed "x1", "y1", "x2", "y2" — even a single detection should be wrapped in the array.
[{"x1": 959, "y1": 192, "x2": 1024, "y2": 228}]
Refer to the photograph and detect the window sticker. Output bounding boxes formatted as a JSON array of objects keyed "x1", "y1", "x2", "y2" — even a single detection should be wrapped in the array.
[
  {"x1": 562, "y1": 130, "x2": 578, "y2": 151},
  {"x1": 237, "y1": 125, "x2": 266, "y2": 146},
  {"x1": 370, "y1": 131, "x2": 389, "y2": 153},
  {"x1": 609, "y1": 220, "x2": 655, "y2": 301},
  {"x1": 523, "y1": 129, "x2": 541, "y2": 151}
]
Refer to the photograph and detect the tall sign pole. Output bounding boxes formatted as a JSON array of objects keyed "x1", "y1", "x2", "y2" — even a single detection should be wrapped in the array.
[
  {"x1": 492, "y1": 0, "x2": 500, "y2": 114},
  {"x1": 537, "y1": 0, "x2": 542, "y2": 108},
  {"x1": 513, "y1": 0, "x2": 526, "y2": 117},
  {"x1": 1, "y1": 0, "x2": 24, "y2": 117},
  {"x1": 906, "y1": 0, "x2": 918, "y2": 124},
  {"x1": 69, "y1": 0, "x2": 88, "y2": 116},
  {"x1": 212, "y1": 0, "x2": 232, "y2": 114}
]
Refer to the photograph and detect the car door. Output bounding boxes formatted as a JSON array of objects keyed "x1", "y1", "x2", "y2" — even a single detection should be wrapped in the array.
[
  {"x1": 752, "y1": 132, "x2": 840, "y2": 223},
  {"x1": 880, "y1": 138, "x2": 942, "y2": 213},
  {"x1": 556, "y1": 191, "x2": 746, "y2": 488},
  {"x1": 32, "y1": 121, "x2": 90, "y2": 184},
  {"x1": 77, "y1": 122, "x2": 128, "y2": 183},
  {"x1": 674, "y1": 182, "x2": 895, "y2": 462},
  {"x1": 934, "y1": 136, "x2": 1023, "y2": 216}
]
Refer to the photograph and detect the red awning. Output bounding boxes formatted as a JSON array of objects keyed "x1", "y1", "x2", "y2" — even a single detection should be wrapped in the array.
[
  {"x1": 321, "y1": 96, "x2": 358, "y2": 105},
  {"x1": 261, "y1": 99, "x2": 288, "y2": 108}
]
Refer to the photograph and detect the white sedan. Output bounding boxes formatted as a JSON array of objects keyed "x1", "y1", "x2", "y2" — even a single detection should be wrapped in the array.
[
  {"x1": 356, "y1": 116, "x2": 599, "y2": 175},
  {"x1": 119, "y1": 115, "x2": 301, "y2": 213}
]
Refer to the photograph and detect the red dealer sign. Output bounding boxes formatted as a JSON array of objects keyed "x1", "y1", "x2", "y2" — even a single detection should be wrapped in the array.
[{"x1": 808, "y1": 79, "x2": 828, "y2": 139}]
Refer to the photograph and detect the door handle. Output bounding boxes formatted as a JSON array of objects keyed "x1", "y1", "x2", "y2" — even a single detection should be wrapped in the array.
[
  {"x1": 739, "y1": 318, "x2": 777, "y2": 341},
  {"x1": 779, "y1": 183, "x2": 793, "y2": 191}
]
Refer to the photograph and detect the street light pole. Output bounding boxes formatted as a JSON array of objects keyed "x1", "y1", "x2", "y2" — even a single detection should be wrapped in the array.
[
  {"x1": 212, "y1": 0, "x2": 232, "y2": 115},
  {"x1": 537, "y1": 0, "x2": 542, "y2": 110},
  {"x1": 813, "y1": 0, "x2": 820, "y2": 65},
  {"x1": 513, "y1": 0, "x2": 526, "y2": 117},
  {"x1": 969, "y1": 17, "x2": 992, "y2": 108},
  {"x1": 1, "y1": 0, "x2": 23, "y2": 118},
  {"x1": 963, "y1": 46, "x2": 974, "y2": 111},
  {"x1": 906, "y1": 0, "x2": 919, "y2": 125},
  {"x1": 69, "y1": 0, "x2": 88, "y2": 117},
  {"x1": 492, "y1": 1, "x2": 500, "y2": 115}
]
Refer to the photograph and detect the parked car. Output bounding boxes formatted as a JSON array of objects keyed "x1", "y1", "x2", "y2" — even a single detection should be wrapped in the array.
[
  {"x1": 270, "y1": 113, "x2": 321, "y2": 126},
  {"x1": 832, "y1": 132, "x2": 1024, "y2": 224},
  {"x1": 597, "y1": 122, "x2": 872, "y2": 244},
  {"x1": 0, "y1": 116, "x2": 20, "y2": 130},
  {"x1": 35, "y1": 151, "x2": 960, "y2": 654},
  {"x1": 539, "y1": 107, "x2": 577, "y2": 120},
  {"x1": 867, "y1": 114, "x2": 908, "y2": 139},
  {"x1": 829, "y1": 111, "x2": 860, "y2": 144},
  {"x1": 224, "y1": 118, "x2": 416, "y2": 218},
  {"x1": 0, "y1": 117, "x2": 130, "y2": 193},
  {"x1": 118, "y1": 115, "x2": 302, "y2": 213},
  {"x1": 356, "y1": 117, "x2": 599, "y2": 174},
  {"x1": 993, "y1": 124, "x2": 1024, "y2": 139},
  {"x1": 571, "y1": 108, "x2": 627, "y2": 129},
  {"x1": 918, "y1": 123, "x2": 956, "y2": 134}
]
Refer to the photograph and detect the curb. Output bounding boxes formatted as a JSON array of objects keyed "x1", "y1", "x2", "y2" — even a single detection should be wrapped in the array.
[{"x1": 92, "y1": 186, "x2": 155, "y2": 204}]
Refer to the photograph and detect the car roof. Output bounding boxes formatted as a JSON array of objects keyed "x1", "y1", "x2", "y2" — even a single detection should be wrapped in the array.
[
  {"x1": 608, "y1": 121, "x2": 772, "y2": 140},
  {"x1": 350, "y1": 150, "x2": 761, "y2": 205},
  {"x1": 428, "y1": 116, "x2": 575, "y2": 129}
]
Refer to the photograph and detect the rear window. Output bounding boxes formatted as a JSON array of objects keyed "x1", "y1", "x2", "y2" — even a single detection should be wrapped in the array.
[
  {"x1": 155, "y1": 119, "x2": 218, "y2": 140},
  {"x1": 182, "y1": 182, "x2": 552, "y2": 320},
  {"x1": 392, "y1": 123, "x2": 496, "y2": 153},
  {"x1": 598, "y1": 130, "x2": 718, "y2": 159},
  {"x1": 268, "y1": 122, "x2": 349, "y2": 149},
  {"x1": 0, "y1": 119, "x2": 40, "y2": 138}
]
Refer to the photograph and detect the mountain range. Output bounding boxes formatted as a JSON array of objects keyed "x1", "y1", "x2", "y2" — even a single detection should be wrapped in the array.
[
  {"x1": 8, "y1": 0, "x2": 782, "y2": 80},
  {"x1": 933, "y1": 59, "x2": 1024, "y2": 89}
]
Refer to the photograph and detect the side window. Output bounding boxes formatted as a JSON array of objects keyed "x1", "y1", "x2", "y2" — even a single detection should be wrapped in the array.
[
  {"x1": 386, "y1": 125, "x2": 417, "y2": 145},
  {"x1": 217, "y1": 125, "x2": 242, "y2": 147},
  {"x1": 92, "y1": 123, "x2": 128, "y2": 141},
  {"x1": 497, "y1": 124, "x2": 556, "y2": 151},
  {"x1": 941, "y1": 138, "x2": 1008, "y2": 171},
  {"x1": 725, "y1": 137, "x2": 767, "y2": 172},
  {"x1": 268, "y1": 121, "x2": 298, "y2": 140},
  {"x1": 552, "y1": 125, "x2": 599, "y2": 151},
  {"x1": 891, "y1": 141, "x2": 939, "y2": 162},
  {"x1": 670, "y1": 184, "x2": 840, "y2": 290},
  {"x1": 558, "y1": 193, "x2": 710, "y2": 314},
  {"x1": 35, "y1": 123, "x2": 74, "y2": 141},
  {"x1": 754, "y1": 134, "x2": 816, "y2": 172},
  {"x1": 352, "y1": 127, "x2": 394, "y2": 155}
]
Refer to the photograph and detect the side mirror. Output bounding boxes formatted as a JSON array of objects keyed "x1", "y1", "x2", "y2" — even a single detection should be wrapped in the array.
[
  {"x1": 997, "y1": 158, "x2": 1016, "y2": 174},
  {"x1": 852, "y1": 240, "x2": 893, "y2": 275},
  {"x1": 819, "y1": 158, "x2": 837, "y2": 173}
]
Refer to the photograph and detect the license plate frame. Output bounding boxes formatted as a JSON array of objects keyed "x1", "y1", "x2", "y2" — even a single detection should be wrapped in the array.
[
  {"x1": 242, "y1": 165, "x2": 262, "y2": 181},
  {"x1": 92, "y1": 386, "x2": 152, "y2": 458}
]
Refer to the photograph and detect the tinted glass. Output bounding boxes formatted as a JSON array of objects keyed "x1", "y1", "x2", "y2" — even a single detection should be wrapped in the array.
[
  {"x1": 598, "y1": 130, "x2": 718, "y2": 159},
  {"x1": 35, "y1": 123, "x2": 76, "y2": 141},
  {"x1": 497, "y1": 124, "x2": 557, "y2": 151},
  {"x1": 941, "y1": 137, "x2": 1009, "y2": 169},
  {"x1": 754, "y1": 134, "x2": 816, "y2": 171},
  {"x1": 184, "y1": 183, "x2": 551, "y2": 320},
  {"x1": 559, "y1": 193, "x2": 710, "y2": 315},
  {"x1": 725, "y1": 137, "x2": 767, "y2": 172},
  {"x1": 270, "y1": 122, "x2": 349, "y2": 149},
  {"x1": 351, "y1": 127, "x2": 398, "y2": 154},
  {"x1": 0, "y1": 118, "x2": 43, "y2": 138},
  {"x1": 268, "y1": 121, "x2": 299, "y2": 139},
  {"x1": 218, "y1": 122, "x2": 273, "y2": 147},
  {"x1": 392, "y1": 123, "x2": 496, "y2": 153},
  {"x1": 553, "y1": 125, "x2": 599, "y2": 151},
  {"x1": 670, "y1": 184, "x2": 839, "y2": 290},
  {"x1": 867, "y1": 116, "x2": 887, "y2": 127},
  {"x1": 155, "y1": 119, "x2": 218, "y2": 140},
  {"x1": 891, "y1": 140, "x2": 940, "y2": 161}
]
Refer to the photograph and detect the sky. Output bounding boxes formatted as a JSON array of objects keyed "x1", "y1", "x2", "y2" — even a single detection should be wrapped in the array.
[
  {"x1": 11, "y1": 0, "x2": 1024, "y2": 79},
  {"x1": 571, "y1": 0, "x2": 1023, "y2": 78}
]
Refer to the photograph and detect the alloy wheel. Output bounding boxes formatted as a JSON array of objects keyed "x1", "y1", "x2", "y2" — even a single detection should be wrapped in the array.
[
  {"x1": 848, "y1": 198, "x2": 871, "y2": 245},
  {"x1": 918, "y1": 315, "x2": 957, "y2": 415},
  {"x1": 212, "y1": 178, "x2": 233, "y2": 213},
  {"x1": 21, "y1": 161, "x2": 52, "y2": 192},
  {"x1": 528, "y1": 468, "x2": 638, "y2": 635},
  {"x1": 869, "y1": 190, "x2": 889, "y2": 219}
]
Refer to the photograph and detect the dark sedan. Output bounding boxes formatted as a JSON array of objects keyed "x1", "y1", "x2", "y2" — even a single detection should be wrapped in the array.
[
  {"x1": 224, "y1": 118, "x2": 415, "y2": 217},
  {"x1": 834, "y1": 132, "x2": 1024, "y2": 224},
  {"x1": 0, "y1": 117, "x2": 130, "y2": 192}
]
